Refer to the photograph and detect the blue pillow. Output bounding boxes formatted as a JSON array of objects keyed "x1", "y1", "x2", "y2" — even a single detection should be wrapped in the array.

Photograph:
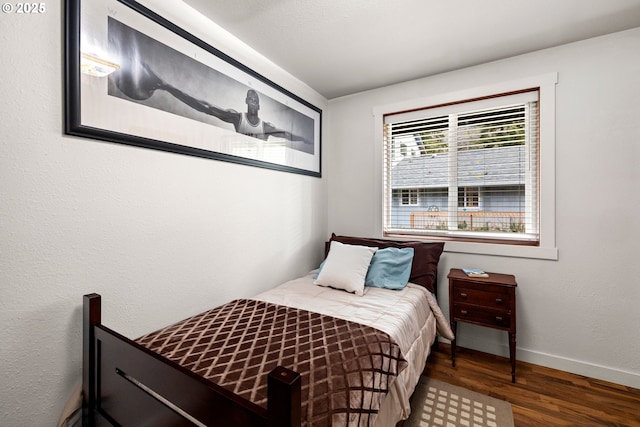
[
  {"x1": 312, "y1": 260, "x2": 325, "y2": 279},
  {"x1": 365, "y1": 247, "x2": 414, "y2": 290}
]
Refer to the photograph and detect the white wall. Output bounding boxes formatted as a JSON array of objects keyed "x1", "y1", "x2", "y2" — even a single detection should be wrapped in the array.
[
  {"x1": 327, "y1": 28, "x2": 640, "y2": 388},
  {"x1": 0, "y1": 2, "x2": 327, "y2": 425}
]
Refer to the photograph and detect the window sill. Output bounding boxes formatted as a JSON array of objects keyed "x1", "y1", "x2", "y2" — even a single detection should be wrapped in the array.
[
  {"x1": 383, "y1": 232, "x2": 558, "y2": 260},
  {"x1": 444, "y1": 240, "x2": 558, "y2": 260}
]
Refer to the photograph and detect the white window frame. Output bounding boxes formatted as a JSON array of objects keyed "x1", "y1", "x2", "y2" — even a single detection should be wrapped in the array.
[
  {"x1": 398, "y1": 188, "x2": 419, "y2": 206},
  {"x1": 458, "y1": 187, "x2": 480, "y2": 210},
  {"x1": 373, "y1": 73, "x2": 558, "y2": 260}
]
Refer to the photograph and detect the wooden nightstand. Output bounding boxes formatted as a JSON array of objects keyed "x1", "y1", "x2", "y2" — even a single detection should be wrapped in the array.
[{"x1": 448, "y1": 268, "x2": 518, "y2": 382}]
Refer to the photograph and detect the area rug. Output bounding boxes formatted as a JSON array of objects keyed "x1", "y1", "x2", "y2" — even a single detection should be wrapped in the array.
[{"x1": 405, "y1": 377, "x2": 514, "y2": 427}]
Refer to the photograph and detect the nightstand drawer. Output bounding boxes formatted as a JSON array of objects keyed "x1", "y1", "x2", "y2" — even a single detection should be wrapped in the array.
[
  {"x1": 453, "y1": 304, "x2": 511, "y2": 328},
  {"x1": 451, "y1": 284, "x2": 512, "y2": 310}
]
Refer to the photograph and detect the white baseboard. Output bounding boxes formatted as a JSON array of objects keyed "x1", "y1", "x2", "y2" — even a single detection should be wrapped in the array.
[{"x1": 440, "y1": 336, "x2": 640, "y2": 390}]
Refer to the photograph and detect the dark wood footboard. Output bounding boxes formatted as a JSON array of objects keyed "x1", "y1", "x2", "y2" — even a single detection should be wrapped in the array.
[{"x1": 82, "y1": 294, "x2": 301, "y2": 427}]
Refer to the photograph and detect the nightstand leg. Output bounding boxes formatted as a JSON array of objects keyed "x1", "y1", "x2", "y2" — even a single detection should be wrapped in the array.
[
  {"x1": 451, "y1": 321, "x2": 457, "y2": 367},
  {"x1": 509, "y1": 331, "x2": 516, "y2": 383}
]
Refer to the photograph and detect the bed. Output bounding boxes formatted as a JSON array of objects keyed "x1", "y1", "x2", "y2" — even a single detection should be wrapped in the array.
[{"x1": 81, "y1": 234, "x2": 452, "y2": 426}]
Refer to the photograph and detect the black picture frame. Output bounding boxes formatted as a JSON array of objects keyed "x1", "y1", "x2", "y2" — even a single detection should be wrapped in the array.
[{"x1": 65, "y1": 0, "x2": 322, "y2": 177}]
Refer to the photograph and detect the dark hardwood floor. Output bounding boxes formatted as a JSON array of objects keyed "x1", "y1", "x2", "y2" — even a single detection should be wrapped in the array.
[{"x1": 423, "y1": 344, "x2": 640, "y2": 427}]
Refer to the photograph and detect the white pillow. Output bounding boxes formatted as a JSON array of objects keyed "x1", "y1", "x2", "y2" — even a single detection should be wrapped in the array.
[{"x1": 313, "y1": 241, "x2": 378, "y2": 296}]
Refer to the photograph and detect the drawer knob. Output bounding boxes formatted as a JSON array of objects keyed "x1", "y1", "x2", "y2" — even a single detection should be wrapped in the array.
[
  {"x1": 461, "y1": 309, "x2": 468, "y2": 315},
  {"x1": 495, "y1": 298, "x2": 503, "y2": 304},
  {"x1": 460, "y1": 293, "x2": 468, "y2": 298},
  {"x1": 495, "y1": 316, "x2": 503, "y2": 321}
]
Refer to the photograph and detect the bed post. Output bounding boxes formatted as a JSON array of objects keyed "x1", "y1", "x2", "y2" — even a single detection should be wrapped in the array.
[
  {"x1": 83, "y1": 293, "x2": 101, "y2": 426},
  {"x1": 267, "y1": 366, "x2": 302, "y2": 427}
]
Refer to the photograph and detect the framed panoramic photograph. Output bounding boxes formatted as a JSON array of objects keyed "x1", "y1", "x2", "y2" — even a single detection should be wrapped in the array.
[{"x1": 65, "y1": 0, "x2": 322, "y2": 177}]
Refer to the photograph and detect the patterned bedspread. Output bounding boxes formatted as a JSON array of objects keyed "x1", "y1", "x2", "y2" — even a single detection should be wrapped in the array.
[{"x1": 136, "y1": 299, "x2": 407, "y2": 426}]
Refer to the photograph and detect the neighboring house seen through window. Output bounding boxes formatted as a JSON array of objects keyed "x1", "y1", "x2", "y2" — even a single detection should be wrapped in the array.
[{"x1": 383, "y1": 89, "x2": 539, "y2": 244}]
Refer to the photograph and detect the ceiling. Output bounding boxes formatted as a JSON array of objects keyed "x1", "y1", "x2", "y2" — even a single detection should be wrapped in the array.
[{"x1": 184, "y1": 0, "x2": 640, "y2": 99}]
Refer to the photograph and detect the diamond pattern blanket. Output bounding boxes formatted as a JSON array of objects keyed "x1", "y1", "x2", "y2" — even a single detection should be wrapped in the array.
[{"x1": 136, "y1": 299, "x2": 408, "y2": 426}]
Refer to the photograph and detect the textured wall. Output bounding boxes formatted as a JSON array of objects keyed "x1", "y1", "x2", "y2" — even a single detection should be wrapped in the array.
[
  {"x1": 327, "y1": 27, "x2": 640, "y2": 388},
  {"x1": 0, "y1": 1, "x2": 327, "y2": 425}
]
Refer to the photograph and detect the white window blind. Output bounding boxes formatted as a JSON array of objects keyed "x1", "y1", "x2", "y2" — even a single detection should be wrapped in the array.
[{"x1": 383, "y1": 90, "x2": 539, "y2": 244}]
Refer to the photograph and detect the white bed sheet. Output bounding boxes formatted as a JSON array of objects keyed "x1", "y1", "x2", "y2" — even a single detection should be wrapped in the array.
[{"x1": 252, "y1": 271, "x2": 441, "y2": 425}]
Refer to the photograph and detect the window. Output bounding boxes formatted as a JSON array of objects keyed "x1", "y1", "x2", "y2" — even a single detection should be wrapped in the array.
[
  {"x1": 383, "y1": 90, "x2": 540, "y2": 245},
  {"x1": 396, "y1": 189, "x2": 419, "y2": 206},
  {"x1": 458, "y1": 187, "x2": 479, "y2": 209}
]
